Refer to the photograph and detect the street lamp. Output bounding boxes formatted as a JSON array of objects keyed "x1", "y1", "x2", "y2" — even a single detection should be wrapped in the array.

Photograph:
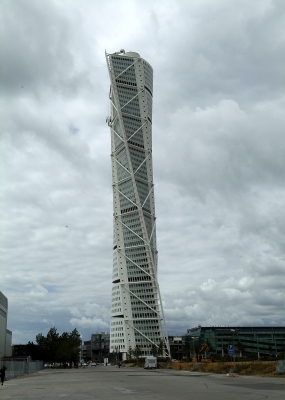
[{"x1": 230, "y1": 329, "x2": 236, "y2": 369}]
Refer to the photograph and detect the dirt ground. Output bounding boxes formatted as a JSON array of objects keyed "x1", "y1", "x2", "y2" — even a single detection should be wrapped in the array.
[{"x1": 170, "y1": 361, "x2": 285, "y2": 378}]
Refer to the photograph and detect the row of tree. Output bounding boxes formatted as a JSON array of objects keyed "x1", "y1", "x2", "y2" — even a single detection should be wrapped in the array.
[
  {"x1": 26, "y1": 328, "x2": 81, "y2": 366},
  {"x1": 123, "y1": 339, "x2": 165, "y2": 361}
]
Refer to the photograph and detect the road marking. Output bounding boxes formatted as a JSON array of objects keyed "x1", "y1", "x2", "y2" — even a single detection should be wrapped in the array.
[{"x1": 113, "y1": 387, "x2": 135, "y2": 394}]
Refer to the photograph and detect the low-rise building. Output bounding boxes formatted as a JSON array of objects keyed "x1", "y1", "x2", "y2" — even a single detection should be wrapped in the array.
[
  {"x1": 186, "y1": 325, "x2": 285, "y2": 359},
  {"x1": 168, "y1": 335, "x2": 185, "y2": 360},
  {"x1": 82, "y1": 340, "x2": 91, "y2": 361},
  {"x1": 91, "y1": 332, "x2": 110, "y2": 362}
]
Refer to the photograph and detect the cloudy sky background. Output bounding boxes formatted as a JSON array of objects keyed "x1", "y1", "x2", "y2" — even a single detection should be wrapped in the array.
[{"x1": 1, "y1": 0, "x2": 284, "y2": 344}]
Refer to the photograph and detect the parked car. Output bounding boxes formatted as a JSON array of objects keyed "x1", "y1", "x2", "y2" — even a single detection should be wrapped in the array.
[{"x1": 91, "y1": 362, "x2": 97, "y2": 366}]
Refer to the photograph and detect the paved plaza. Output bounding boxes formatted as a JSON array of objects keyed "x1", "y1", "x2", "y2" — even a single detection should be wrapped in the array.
[{"x1": 0, "y1": 364, "x2": 284, "y2": 400}]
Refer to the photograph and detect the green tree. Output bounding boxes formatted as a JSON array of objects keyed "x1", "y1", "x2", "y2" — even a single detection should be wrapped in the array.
[
  {"x1": 35, "y1": 327, "x2": 80, "y2": 366},
  {"x1": 150, "y1": 339, "x2": 165, "y2": 358},
  {"x1": 36, "y1": 327, "x2": 60, "y2": 364},
  {"x1": 68, "y1": 328, "x2": 81, "y2": 365},
  {"x1": 58, "y1": 329, "x2": 81, "y2": 367},
  {"x1": 26, "y1": 341, "x2": 41, "y2": 360}
]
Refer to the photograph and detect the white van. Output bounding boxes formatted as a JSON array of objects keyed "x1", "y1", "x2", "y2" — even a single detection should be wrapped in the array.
[{"x1": 144, "y1": 356, "x2": 157, "y2": 369}]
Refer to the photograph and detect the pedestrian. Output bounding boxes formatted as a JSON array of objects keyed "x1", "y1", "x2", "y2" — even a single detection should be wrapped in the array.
[{"x1": 0, "y1": 366, "x2": 7, "y2": 385}]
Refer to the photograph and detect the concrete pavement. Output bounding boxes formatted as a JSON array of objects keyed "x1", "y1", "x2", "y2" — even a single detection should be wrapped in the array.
[{"x1": 1, "y1": 364, "x2": 284, "y2": 399}]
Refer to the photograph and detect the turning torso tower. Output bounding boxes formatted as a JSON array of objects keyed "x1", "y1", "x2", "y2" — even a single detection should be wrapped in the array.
[{"x1": 106, "y1": 49, "x2": 169, "y2": 359}]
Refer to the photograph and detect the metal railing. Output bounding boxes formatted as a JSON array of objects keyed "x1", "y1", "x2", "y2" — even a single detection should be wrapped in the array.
[{"x1": 0, "y1": 360, "x2": 44, "y2": 380}]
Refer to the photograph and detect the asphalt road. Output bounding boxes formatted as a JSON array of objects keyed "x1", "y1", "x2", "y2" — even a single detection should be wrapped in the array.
[{"x1": 0, "y1": 365, "x2": 284, "y2": 400}]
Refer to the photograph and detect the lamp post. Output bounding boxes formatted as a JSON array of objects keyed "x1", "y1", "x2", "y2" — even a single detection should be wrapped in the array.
[{"x1": 230, "y1": 329, "x2": 236, "y2": 369}]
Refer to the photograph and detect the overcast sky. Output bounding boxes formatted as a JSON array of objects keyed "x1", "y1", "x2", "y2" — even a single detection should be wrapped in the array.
[{"x1": 1, "y1": 0, "x2": 284, "y2": 344}]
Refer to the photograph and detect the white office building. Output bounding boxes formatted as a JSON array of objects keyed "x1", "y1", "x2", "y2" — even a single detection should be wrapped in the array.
[
  {"x1": 0, "y1": 291, "x2": 11, "y2": 360},
  {"x1": 106, "y1": 50, "x2": 169, "y2": 359}
]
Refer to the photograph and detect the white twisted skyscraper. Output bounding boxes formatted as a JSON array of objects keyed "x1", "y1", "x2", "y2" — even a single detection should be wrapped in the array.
[{"x1": 106, "y1": 50, "x2": 170, "y2": 359}]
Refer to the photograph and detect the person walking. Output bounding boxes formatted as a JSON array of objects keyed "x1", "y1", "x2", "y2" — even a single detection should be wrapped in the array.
[{"x1": 0, "y1": 366, "x2": 7, "y2": 385}]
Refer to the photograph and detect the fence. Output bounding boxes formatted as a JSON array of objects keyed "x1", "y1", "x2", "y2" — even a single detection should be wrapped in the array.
[
  {"x1": 0, "y1": 360, "x2": 44, "y2": 380},
  {"x1": 276, "y1": 360, "x2": 285, "y2": 374}
]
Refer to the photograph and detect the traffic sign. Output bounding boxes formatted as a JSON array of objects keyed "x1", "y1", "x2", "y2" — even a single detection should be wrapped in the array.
[{"x1": 228, "y1": 345, "x2": 235, "y2": 356}]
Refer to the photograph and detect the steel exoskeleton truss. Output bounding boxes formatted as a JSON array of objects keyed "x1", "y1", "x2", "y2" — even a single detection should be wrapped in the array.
[{"x1": 106, "y1": 50, "x2": 170, "y2": 357}]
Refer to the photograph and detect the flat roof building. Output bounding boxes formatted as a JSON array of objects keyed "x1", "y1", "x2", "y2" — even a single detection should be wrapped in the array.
[
  {"x1": 91, "y1": 332, "x2": 110, "y2": 362},
  {"x1": 186, "y1": 325, "x2": 285, "y2": 358}
]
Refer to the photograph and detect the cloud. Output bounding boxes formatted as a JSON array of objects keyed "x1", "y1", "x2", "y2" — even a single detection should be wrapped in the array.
[
  {"x1": 1, "y1": 0, "x2": 284, "y2": 343},
  {"x1": 200, "y1": 279, "x2": 216, "y2": 291},
  {"x1": 69, "y1": 317, "x2": 109, "y2": 330},
  {"x1": 29, "y1": 285, "x2": 49, "y2": 297},
  {"x1": 69, "y1": 303, "x2": 109, "y2": 329}
]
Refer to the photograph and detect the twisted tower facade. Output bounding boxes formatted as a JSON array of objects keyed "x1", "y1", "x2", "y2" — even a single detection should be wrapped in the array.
[{"x1": 106, "y1": 50, "x2": 169, "y2": 359}]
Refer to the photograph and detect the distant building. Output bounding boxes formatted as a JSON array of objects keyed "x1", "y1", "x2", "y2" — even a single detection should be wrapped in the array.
[
  {"x1": 91, "y1": 332, "x2": 110, "y2": 362},
  {"x1": 82, "y1": 340, "x2": 91, "y2": 361},
  {"x1": 186, "y1": 325, "x2": 285, "y2": 358},
  {"x1": 168, "y1": 335, "x2": 185, "y2": 360},
  {"x1": 11, "y1": 344, "x2": 28, "y2": 358},
  {"x1": 0, "y1": 291, "x2": 12, "y2": 359},
  {"x1": 5, "y1": 329, "x2": 12, "y2": 357}
]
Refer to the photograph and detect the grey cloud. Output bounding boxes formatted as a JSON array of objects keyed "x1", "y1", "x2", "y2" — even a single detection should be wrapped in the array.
[
  {"x1": 151, "y1": 0, "x2": 285, "y2": 113},
  {"x1": 155, "y1": 98, "x2": 285, "y2": 192},
  {"x1": 1, "y1": 0, "x2": 99, "y2": 99},
  {"x1": 1, "y1": 0, "x2": 284, "y2": 343}
]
